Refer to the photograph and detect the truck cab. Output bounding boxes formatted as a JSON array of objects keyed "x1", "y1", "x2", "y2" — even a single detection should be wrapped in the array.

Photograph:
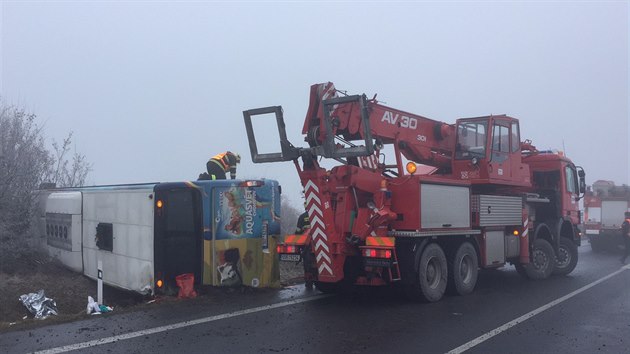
[
  {"x1": 583, "y1": 181, "x2": 630, "y2": 251},
  {"x1": 452, "y1": 115, "x2": 530, "y2": 187}
]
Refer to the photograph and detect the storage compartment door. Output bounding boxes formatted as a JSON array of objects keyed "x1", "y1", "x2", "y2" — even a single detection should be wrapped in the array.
[
  {"x1": 484, "y1": 230, "x2": 505, "y2": 266},
  {"x1": 420, "y1": 184, "x2": 470, "y2": 229}
]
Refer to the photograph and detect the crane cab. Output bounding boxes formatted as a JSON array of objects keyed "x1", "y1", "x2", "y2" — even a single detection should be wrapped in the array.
[{"x1": 452, "y1": 115, "x2": 531, "y2": 187}]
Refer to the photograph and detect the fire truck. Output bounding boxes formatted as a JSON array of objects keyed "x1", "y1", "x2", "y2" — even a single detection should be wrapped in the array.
[
  {"x1": 583, "y1": 180, "x2": 630, "y2": 251},
  {"x1": 243, "y1": 82, "x2": 585, "y2": 302}
]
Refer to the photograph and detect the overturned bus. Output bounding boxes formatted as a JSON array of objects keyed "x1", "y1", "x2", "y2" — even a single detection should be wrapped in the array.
[{"x1": 38, "y1": 179, "x2": 282, "y2": 295}]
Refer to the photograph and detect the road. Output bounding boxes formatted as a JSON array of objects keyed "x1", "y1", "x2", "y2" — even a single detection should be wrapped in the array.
[{"x1": 1, "y1": 245, "x2": 628, "y2": 354}]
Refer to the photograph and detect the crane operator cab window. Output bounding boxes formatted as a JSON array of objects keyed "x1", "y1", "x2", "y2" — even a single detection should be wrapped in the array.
[
  {"x1": 455, "y1": 121, "x2": 488, "y2": 159},
  {"x1": 491, "y1": 124, "x2": 510, "y2": 163},
  {"x1": 511, "y1": 122, "x2": 520, "y2": 153}
]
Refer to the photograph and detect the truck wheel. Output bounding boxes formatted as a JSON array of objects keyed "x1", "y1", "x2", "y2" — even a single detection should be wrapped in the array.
[
  {"x1": 553, "y1": 237, "x2": 578, "y2": 276},
  {"x1": 314, "y1": 281, "x2": 339, "y2": 294},
  {"x1": 447, "y1": 242, "x2": 478, "y2": 296},
  {"x1": 412, "y1": 243, "x2": 448, "y2": 302},
  {"x1": 589, "y1": 239, "x2": 602, "y2": 253},
  {"x1": 514, "y1": 263, "x2": 528, "y2": 279},
  {"x1": 525, "y1": 238, "x2": 554, "y2": 280}
]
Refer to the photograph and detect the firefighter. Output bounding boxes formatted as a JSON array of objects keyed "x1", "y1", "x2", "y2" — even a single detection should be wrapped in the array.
[
  {"x1": 206, "y1": 151, "x2": 241, "y2": 180},
  {"x1": 620, "y1": 212, "x2": 630, "y2": 264},
  {"x1": 295, "y1": 204, "x2": 310, "y2": 235}
]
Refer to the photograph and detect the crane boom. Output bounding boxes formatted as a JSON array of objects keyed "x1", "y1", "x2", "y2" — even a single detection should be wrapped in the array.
[{"x1": 301, "y1": 82, "x2": 454, "y2": 171}]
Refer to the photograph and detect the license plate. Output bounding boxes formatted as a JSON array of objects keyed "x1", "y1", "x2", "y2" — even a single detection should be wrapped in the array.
[
  {"x1": 364, "y1": 258, "x2": 392, "y2": 268},
  {"x1": 280, "y1": 254, "x2": 301, "y2": 262}
]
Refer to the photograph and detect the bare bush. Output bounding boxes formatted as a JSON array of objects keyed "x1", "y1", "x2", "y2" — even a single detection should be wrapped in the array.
[
  {"x1": 0, "y1": 101, "x2": 91, "y2": 263},
  {"x1": 280, "y1": 195, "x2": 302, "y2": 236},
  {"x1": 50, "y1": 132, "x2": 91, "y2": 188},
  {"x1": 0, "y1": 104, "x2": 50, "y2": 236}
]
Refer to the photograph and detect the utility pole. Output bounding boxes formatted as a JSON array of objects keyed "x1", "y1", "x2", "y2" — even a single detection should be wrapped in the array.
[{"x1": 0, "y1": 132, "x2": 4, "y2": 168}]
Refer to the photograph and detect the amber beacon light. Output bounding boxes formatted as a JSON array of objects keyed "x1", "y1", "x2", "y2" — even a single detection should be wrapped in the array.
[{"x1": 406, "y1": 162, "x2": 417, "y2": 175}]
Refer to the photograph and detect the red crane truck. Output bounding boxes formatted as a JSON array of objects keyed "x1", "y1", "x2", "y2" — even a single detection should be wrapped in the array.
[
  {"x1": 243, "y1": 82, "x2": 585, "y2": 301},
  {"x1": 583, "y1": 180, "x2": 630, "y2": 251}
]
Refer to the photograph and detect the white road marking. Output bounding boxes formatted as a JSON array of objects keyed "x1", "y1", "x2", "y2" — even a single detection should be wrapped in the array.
[
  {"x1": 31, "y1": 265, "x2": 630, "y2": 354},
  {"x1": 33, "y1": 294, "x2": 332, "y2": 354},
  {"x1": 447, "y1": 264, "x2": 630, "y2": 354}
]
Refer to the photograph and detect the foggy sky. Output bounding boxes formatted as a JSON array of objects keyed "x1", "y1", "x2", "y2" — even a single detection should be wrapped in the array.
[{"x1": 1, "y1": 1, "x2": 628, "y2": 207}]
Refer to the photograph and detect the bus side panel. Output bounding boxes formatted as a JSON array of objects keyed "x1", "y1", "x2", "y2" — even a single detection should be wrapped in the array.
[{"x1": 82, "y1": 189, "x2": 155, "y2": 294}]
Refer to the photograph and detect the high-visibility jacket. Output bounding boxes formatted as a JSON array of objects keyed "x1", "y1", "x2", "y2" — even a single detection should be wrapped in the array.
[{"x1": 209, "y1": 152, "x2": 239, "y2": 178}]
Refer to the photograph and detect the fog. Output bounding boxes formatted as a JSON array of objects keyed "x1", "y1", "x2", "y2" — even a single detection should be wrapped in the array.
[{"x1": 1, "y1": 1, "x2": 628, "y2": 207}]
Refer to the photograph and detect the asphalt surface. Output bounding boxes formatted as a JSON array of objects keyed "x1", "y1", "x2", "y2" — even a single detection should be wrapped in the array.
[{"x1": 1, "y1": 244, "x2": 628, "y2": 354}]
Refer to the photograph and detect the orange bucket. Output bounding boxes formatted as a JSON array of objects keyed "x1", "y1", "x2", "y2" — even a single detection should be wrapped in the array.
[{"x1": 175, "y1": 273, "x2": 197, "y2": 299}]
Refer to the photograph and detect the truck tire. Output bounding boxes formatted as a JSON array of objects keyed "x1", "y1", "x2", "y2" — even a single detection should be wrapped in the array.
[
  {"x1": 447, "y1": 242, "x2": 478, "y2": 296},
  {"x1": 314, "y1": 281, "x2": 339, "y2": 294},
  {"x1": 514, "y1": 263, "x2": 528, "y2": 279},
  {"x1": 524, "y1": 238, "x2": 554, "y2": 280},
  {"x1": 406, "y1": 243, "x2": 448, "y2": 302},
  {"x1": 589, "y1": 239, "x2": 602, "y2": 253},
  {"x1": 553, "y1": 237, "x2": 578, "y2": 276}
]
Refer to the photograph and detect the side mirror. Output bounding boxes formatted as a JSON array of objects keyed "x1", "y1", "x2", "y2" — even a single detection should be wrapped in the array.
[{"x1": 576, "y1": 166, "x2": 586, "y2": 194}]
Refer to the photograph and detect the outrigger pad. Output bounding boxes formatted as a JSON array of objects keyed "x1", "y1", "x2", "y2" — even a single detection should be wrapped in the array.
[{"x1": 242, "y1": 106, "x2": 299, "y2": 163}]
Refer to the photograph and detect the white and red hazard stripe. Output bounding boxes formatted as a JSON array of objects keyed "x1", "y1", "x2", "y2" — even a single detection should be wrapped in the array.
[
  {"x1": 320, "y1": 82, "x2": 337, "y2": 101},
  {"x1": 304, "y1": 180, "x2": 333, "y2": 276},
  {"x1": 319, "y1": 82, "x2": 339, "y2": 114},
  {"x1": 358, "y1": 154, "x2": 379, "y2": 170},
  {"x1": 522, "y1": 217, "x2": 529, "y2": 238}
]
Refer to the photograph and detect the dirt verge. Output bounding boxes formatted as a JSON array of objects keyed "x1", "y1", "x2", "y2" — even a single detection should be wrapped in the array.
[{"x1": 0, "y1": 253, "x2": 305, "y2": 333}]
